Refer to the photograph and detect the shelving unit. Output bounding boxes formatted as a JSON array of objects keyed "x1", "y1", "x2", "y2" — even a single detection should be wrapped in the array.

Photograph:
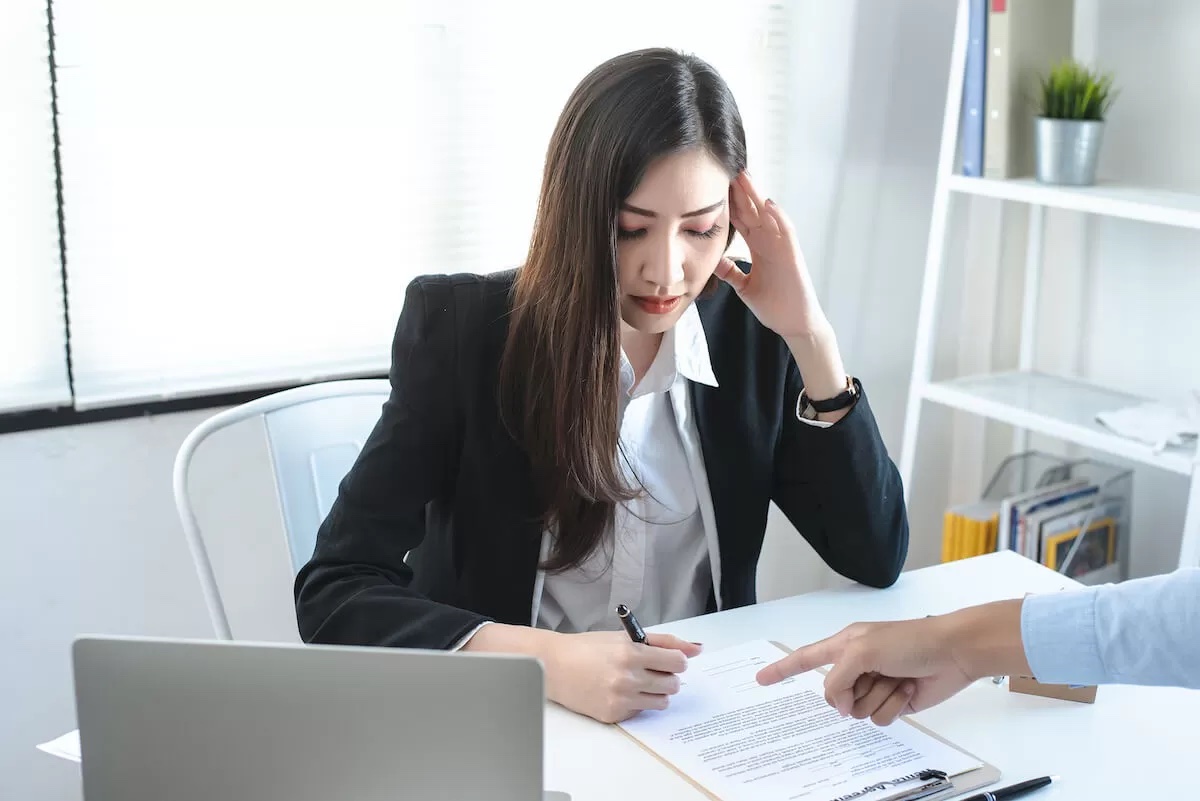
[
  {"x1": 946, "y1": 175, "x2": 1200, "y2": 230},
  {"x1": 898, "y1": 0, "x2": 1200, "y2": 571},
  {"x1": 922, "y1": 372, "x2": 1197, "y2": 477}
]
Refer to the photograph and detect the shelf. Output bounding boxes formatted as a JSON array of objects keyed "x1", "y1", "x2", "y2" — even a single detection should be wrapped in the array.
[
  {"x1": 921, "y1": 370, "x2": 1196, "y2": 476},
  {"x1": 947, "y1": 175, "x2": 1200, "y2": 231}
]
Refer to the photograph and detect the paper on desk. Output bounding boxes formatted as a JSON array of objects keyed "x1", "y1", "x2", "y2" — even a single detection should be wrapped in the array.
[
  {"x1": 36, "y1": 729, "x2": 81, "y2": 763},
  {"x1": 619, "y1": 640, "x2": 980, "y2": 801}
]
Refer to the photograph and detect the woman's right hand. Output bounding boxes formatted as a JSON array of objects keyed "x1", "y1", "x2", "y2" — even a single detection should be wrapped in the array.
[{"x1": 542, "y1": 631, "x2": 702, "y2": 723}]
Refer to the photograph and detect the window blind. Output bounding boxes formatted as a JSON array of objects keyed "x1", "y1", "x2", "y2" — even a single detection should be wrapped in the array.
[
  {"x1": 52, "y1": 0, "x2": 789, "y2": 409},
  {"x1": 0, "y1": 1, "x2": 72, "y2": 414}
]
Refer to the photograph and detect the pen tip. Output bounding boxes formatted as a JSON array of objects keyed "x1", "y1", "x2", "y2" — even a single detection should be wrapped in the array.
[{"x1": 1050, "y1": 775, "x2": 1061, "y2": 782}]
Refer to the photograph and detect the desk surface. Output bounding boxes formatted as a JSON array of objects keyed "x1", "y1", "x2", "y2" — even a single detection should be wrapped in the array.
[{"x1": 544, "y1": 551, "x2": 1197, "y2": 799}]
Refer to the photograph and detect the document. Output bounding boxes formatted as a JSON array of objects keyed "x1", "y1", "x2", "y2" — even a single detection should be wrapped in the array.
[
  {"x1": 619, "y1": 640, "x2": 981, "y2": 801},
  {"x1": 36, "y1": 729, "x2": 81, "y2": 763}
]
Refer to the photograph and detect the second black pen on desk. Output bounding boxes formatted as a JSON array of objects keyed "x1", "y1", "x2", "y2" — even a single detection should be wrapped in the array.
[
  {"x1": 962, "y1": 775, "x2": 1058, "y2": 801},
  {"x1": 615, "y1": 604, "x2": 647, "y2": 644}
]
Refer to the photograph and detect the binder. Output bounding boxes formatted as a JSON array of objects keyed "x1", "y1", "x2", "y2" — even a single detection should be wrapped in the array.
[
  {"x1": 616, "y1": 641, "x2": 1002, "y2": 801},
  {"x1": 959, "y1": 0, "x2": 987, "y2": 176},
  {"x1": 941, "y1": 500, "x2": 1000, "y2": 562},
  {"x1": 983, "y1": 0, "x2": 1074, "y2": 178}
]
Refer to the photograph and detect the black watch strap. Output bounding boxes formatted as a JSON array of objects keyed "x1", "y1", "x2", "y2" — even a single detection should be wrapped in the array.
[{"x1": 802, "y1": 377, "x2": 858, "y2": 413}]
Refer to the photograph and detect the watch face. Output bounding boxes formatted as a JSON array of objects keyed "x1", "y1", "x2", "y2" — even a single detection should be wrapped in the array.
[{"x1": 796, "y1": 395, "x2": 819, "y2": 420}]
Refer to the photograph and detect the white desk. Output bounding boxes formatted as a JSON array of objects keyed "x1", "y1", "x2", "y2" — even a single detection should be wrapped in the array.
[{"x1": 544, "y1": 551, "x2": 1198, "y2": 799}]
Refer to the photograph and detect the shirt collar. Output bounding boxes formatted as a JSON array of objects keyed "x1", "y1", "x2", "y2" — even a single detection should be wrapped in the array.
[
  {"x1": 620, "y1": 302, "x2": 720, "y2": 399},
  {"x1": 673, "y1": 301, "x2": 719, "y2": 388}
]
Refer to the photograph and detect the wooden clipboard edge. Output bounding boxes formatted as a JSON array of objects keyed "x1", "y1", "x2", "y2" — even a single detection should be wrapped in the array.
[
  {"x1": 614, "y1": 640, "x2": 1001, "y2": 801},
  {"x1": 615, "y1": 723, "x2": 723, "y2": 801}
]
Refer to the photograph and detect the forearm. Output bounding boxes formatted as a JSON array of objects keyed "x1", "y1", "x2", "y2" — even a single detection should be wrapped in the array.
[
  {"x1": 460, "y1": 622, "x2": 559, "y2": 660},
  {"x1": 783, "y1": 320, "x2": 850, "y2": 424},
  {"x1": 1020, "y1": 569, "x2": 1200, "y2": 689},
  {"x1": 462, "y1": 624, "x2": 582, "y2": 706},
  {"x1": 945, "y1": 599, "x2": 1031, "y2": 681},
  {"x1": 773, "y1": 375, "x2": 908, "y2": 587}
]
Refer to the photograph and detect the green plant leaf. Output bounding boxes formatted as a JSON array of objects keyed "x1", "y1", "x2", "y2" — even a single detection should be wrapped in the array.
[{"x1": 1036, "y1": 59, "x2": 1116, "y2": 120}]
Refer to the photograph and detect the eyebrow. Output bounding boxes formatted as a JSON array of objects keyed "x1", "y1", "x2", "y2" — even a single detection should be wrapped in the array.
[{"x1": 620, "y1": 199, "x2": 726, "y2": 219}]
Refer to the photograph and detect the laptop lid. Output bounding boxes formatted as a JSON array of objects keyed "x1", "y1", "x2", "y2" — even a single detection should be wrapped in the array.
[{"x1": 73, "y1": 635, "x2": 544, "y2": 801}]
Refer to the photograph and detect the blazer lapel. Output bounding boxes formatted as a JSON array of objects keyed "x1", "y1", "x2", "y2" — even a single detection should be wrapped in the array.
[{"x1": 689, "y1": 296, "x2": 738, "y2": 607}]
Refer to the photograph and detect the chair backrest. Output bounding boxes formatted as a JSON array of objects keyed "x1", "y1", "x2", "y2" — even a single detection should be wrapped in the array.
[{"x1": 172, "y1": 379, "x2": 391, "y2": 639}]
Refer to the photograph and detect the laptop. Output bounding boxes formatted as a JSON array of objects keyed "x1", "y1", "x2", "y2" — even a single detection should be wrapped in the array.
[{"x1": 73, "y1": 635, "x2": 567, "y2": 801}]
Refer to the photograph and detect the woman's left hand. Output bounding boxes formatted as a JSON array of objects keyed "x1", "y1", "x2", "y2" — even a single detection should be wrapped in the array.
[{"x1": 716, "y1": 172, "x2": 827, "y2": 339}]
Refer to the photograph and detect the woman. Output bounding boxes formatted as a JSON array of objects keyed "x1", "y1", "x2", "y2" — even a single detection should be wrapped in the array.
[{"x1": 295, "y1": 48, "x2": 908, "y2": 724}]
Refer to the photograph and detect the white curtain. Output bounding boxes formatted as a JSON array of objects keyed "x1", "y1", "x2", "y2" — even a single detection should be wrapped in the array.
[
  {"x1": 50, "y1": 0, "x2": 790, "y2": 409},
  {"x1": 0, "y1": 0, "x2": 72, "y2": 413}
]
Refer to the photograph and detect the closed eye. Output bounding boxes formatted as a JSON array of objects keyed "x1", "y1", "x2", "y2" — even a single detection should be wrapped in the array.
[
  {"x1": 688, "y1": 223, "x2": 723, "y2": 240},
  {"x1": 618, "y1": 224, "x2": 723, "y2": 242}
]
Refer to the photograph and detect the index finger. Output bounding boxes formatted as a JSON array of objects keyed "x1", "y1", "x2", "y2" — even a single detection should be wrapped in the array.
[
  {"x1": 644, "y1": 632, "x2": 702, "y2": 658},
  {"x1": 755, "y1": 632, "x2": 845, "y2": 686},
  {"x1": 737, "y1": 172, "x2": 771, "y2": 217},
  {"x1": 640, "y1": 644, "x2": 689, "y2": 674},
  {"x1": 728, "y1": 175, "x2": 758, "y2": 231}
]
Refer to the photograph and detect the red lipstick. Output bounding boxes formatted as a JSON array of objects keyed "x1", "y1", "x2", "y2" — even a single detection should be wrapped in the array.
[{"x1": 634, "y1": 296, "x2": 681, "y2": 315}]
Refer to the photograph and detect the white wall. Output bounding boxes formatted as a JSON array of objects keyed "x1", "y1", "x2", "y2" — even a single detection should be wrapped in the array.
[
  {"x1": 1, "y1": 410, "x2": 282, "y2": 801},
  {"x1": 757, "y1": 0, "x2": 963, "y2": 581}
]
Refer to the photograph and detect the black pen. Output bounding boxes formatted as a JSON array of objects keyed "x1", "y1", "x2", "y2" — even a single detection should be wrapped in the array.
[
  {"x1": 963, "y1": 775, "x2": 1058, "y2": 801},
  {"x1": 615, "y1": 604, "x2": 647, "y2": 644}
]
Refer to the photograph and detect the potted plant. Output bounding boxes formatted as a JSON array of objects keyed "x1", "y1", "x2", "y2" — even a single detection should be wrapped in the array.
[{"x1": 1034, "y1": 60, "x2": 1117, "y2": 186}]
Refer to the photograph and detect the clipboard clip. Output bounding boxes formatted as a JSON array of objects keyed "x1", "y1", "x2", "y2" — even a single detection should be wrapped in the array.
[{"x1": 828, "y1": 769, "x2": 951, "y2": 801}]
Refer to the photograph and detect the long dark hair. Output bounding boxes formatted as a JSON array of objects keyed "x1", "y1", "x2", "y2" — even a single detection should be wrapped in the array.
[{"x1": 498, "y1": 48, "x2": 747, "y2": 572}]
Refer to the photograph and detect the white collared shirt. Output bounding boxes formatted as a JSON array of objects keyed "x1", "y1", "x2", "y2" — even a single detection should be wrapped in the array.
[{"x1": 533, "y1": 303, "x2": 722, "y2": 633}]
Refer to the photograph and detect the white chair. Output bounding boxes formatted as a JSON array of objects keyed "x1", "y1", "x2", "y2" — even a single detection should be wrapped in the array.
[{"x1": 172, "y1": 379, "x2": 391, "y2": 640}]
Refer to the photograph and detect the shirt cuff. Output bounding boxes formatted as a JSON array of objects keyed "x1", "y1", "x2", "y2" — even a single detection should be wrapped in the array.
[
  {"x1": 795, "y1": 415, "x2": 834, "y2": 429},
  {"x1": 1020, "y1": 589, "x2": 1108, "y2": 686},
  {"x1": 450, "y1": 621, "x2": 492, "y2": 651}
]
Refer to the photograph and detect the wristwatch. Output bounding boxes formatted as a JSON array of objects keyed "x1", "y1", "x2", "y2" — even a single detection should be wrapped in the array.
[{"x1": 796, "y1": 375, "x2": 858, "y2": 421}]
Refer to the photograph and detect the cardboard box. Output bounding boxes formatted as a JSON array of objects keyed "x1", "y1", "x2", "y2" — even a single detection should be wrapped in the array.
[{"x1": 1009, "y1": 674, "x2": 1097, "y2": 703}]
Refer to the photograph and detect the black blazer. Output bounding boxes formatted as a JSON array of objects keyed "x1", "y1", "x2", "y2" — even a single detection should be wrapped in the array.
[{"x1": 294, "y1": 269, "x2": 909, "y2": 650}]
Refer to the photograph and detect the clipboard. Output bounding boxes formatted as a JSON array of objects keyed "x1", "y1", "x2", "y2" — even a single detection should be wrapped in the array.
[
  {"x1": 891, "y1": 710, "x2": 1000, "y2": 801},
  {"x1": 615, "y1": 640, "x2": 1001, "y2": 801}
]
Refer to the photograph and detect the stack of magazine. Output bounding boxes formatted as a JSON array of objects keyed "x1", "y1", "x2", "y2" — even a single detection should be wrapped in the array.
[{"x1": 942, "y1": 452, "x2": 1131, "y2": 585}]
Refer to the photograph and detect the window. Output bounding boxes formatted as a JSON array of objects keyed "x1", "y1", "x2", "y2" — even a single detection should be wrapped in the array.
[
  {"x1": 0, "y1": 0, "x2": 71, "y2": 414},
  {"x1": 7, "y1": 0, "x2": 789, "y2": 414}
]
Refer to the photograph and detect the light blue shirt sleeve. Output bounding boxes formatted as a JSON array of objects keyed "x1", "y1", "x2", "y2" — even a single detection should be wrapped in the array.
[{"x1": 1020, "y1": 567, "x2": 1200, "y2": 689}]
